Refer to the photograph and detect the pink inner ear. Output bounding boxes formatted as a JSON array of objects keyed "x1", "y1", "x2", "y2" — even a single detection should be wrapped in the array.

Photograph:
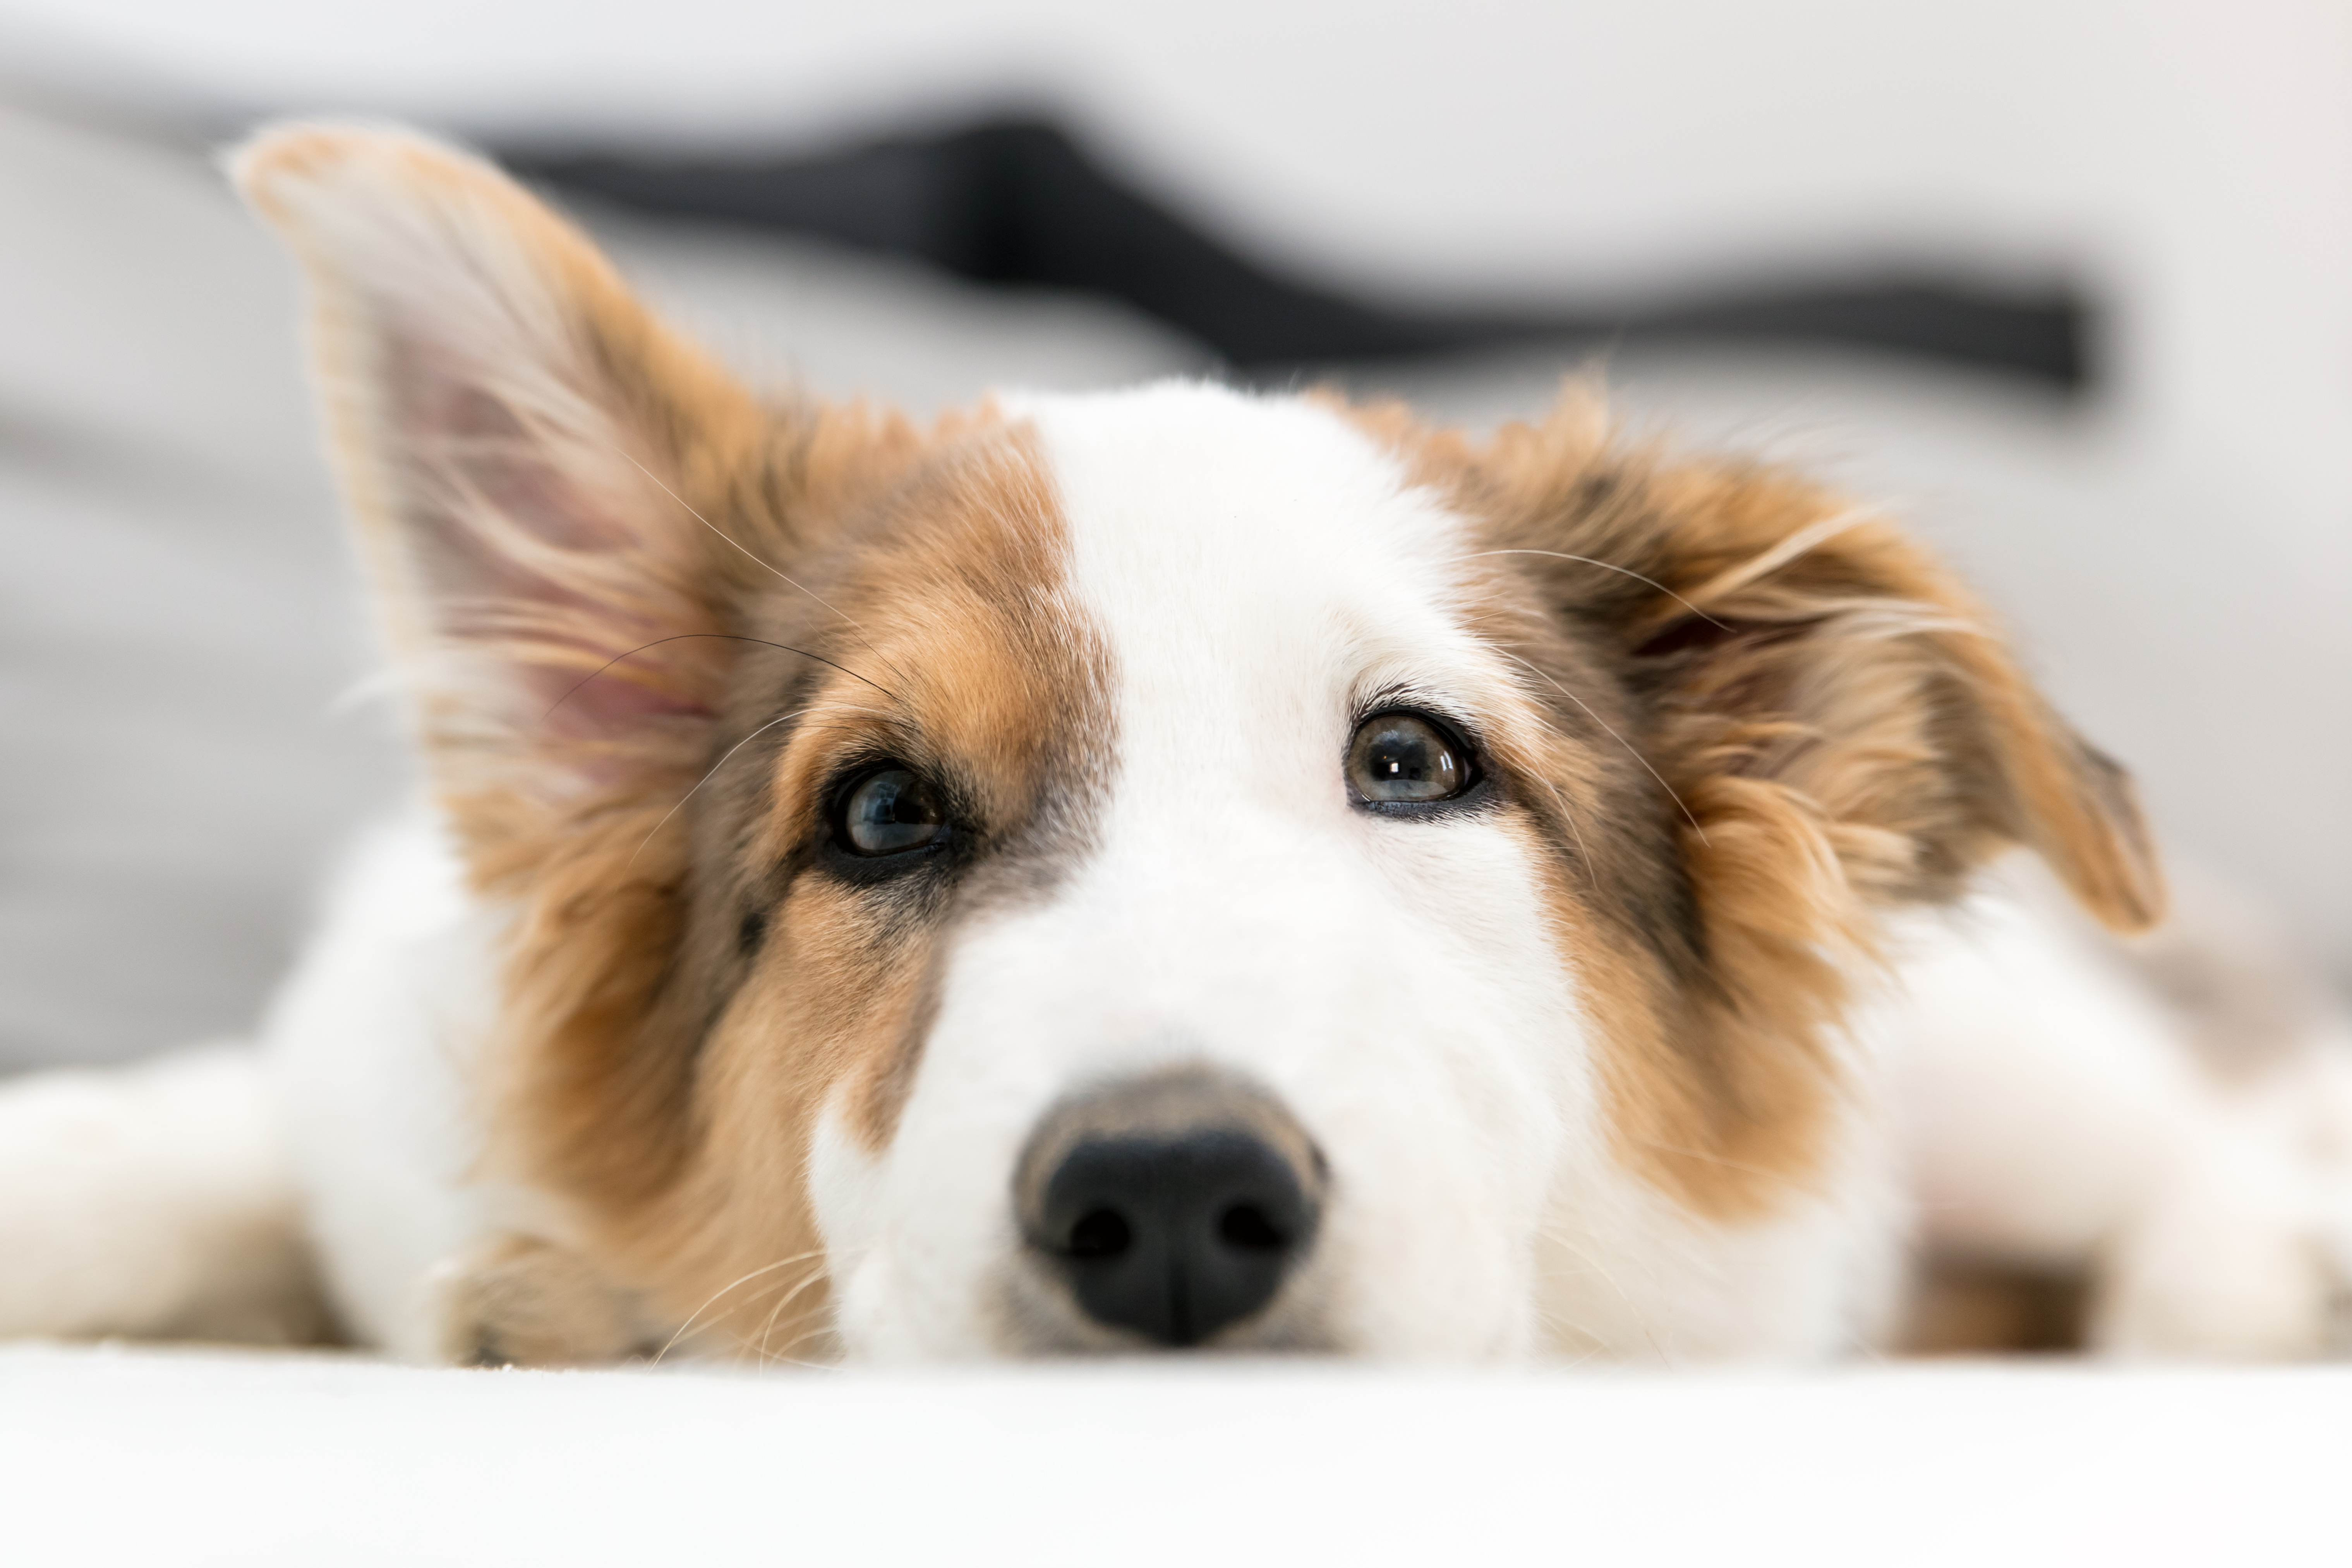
[{"x1": 381, "y1": 324, "x2": 719, "y2": 754}]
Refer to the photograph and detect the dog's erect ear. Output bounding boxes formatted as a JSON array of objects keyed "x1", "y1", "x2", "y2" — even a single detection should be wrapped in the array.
[
  {"x1": 1481, "y1": 395, "x2": 2165, "y2": 936},
  {"x1": 233, "y1": 126, "x2": 805, "y2": 1246},
  {"x1": 232, "y1": 124, "x2": 770, "y2": 841}
]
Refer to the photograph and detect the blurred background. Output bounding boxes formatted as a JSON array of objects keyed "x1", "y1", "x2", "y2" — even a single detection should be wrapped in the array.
[{"x1": 1, "y1": 0, "x2": 2345, "y2": 1072}]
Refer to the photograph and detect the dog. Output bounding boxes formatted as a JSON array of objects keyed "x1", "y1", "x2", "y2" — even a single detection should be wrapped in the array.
[{"x1": 5, "y1": 123, "x2": 2350, "y2": 1366}]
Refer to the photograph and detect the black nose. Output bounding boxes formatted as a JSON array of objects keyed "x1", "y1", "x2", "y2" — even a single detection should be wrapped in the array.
[{"x1": 1016, "y1": 1069, "x2": 1326, "y2": 1348}]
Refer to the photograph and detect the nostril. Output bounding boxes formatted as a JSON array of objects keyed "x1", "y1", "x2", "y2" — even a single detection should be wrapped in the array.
[
  {"x1": 1216, "y1": 1203, "x2": 1286, "y2": 1251},
  {"x1": 1065, "y1": 1208, "x2": 1132, "y2": 1258}
]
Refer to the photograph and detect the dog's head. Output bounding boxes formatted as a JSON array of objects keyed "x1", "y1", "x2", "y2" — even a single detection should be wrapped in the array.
[{"x1": 237, "y1": 127, "x2": 2161, "y2": 1362}]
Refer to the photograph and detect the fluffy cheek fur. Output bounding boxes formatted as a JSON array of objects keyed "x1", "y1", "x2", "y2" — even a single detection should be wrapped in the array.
[
  {"x1": 817, "y1": 799, "x2": 1593, "y2": 1362},
  {"x1": 626, "y1": 876, "x2": 937, "y2": 1362}
]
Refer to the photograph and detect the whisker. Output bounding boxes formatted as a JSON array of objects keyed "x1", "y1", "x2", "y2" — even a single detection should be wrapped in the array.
[
  {"x1": 735, "y1": 1245, "x2": 874, "y2": 1370},
  {"x1": 1523, "y1": 1292, "x2": 1612, "y2": 1366},
  {"x1": 1682, "y1": 506, "x2": 1873, "y2": 608},
  {"x1": 606, "y1": 443, "x2": 913, "y2": 689},
  {"x1": 1467, "y1": 549, "x2": 1731, "y2": 630},
  {"x1": 1496, "y1": 647, "x2": 1709, "y2": 846},
  {"x1": 1541, "y1": 777, "x2": 1595, "y2": 880},
  {"x1": 752, "y1": 1259, "x2": 839, "y2": 1363},
  {"x1": 1627, "y1": 1135, "x2": 1833, "y2": 1203},
  {"x1": 1538, "y1": 1229, "x2": 1673, "y2": 1367},
  {"x1": 627, "y1": 707, "x2": 811, "y2": 867},
  {"x1": 542, "y1": 633, "x2": 898, "y2": 723},
  {"x1": 651, "y1": 1247, "x2": 836, "y2": 1365},
  {"x1": 786, "y1": 712, "x2": 902, "y2": 739},
  {"x1": 750, "y1": 1318, "x2": 849, "y2": 1371}
]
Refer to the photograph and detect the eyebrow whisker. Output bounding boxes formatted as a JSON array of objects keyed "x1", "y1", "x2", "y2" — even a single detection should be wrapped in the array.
[
  {"x1": 628, "y1": 707, "x2": 812, "y2": 868},
  {"x1": 1466, "y1": 549, "x2": 1731, "y2": 630},
  {"x1": 542, "y1": 633, "x2": 898, "y2": 724},
  {"x1": 1541, "y1": 777, "x2": 1595, "y2": 882},
  {"x1": 1496, "y1": 647, "x2": 1709, "y2": 846},
  {"x1": 607, "y1": 442, "x2": 913, "y2": 689}
]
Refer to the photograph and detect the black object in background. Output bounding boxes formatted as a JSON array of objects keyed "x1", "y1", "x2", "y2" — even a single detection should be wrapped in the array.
[{"x1": 512, "y1": 118, "x2": 2088, "y2": 388}]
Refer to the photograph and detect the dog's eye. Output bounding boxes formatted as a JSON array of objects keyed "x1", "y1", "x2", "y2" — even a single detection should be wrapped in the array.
[
  {"x1": 837, "y1": 766, "x2": 949, "y2": 856},
  {"x1": 1346, "y1": 712, "x2": 1475, "y2": 804}
]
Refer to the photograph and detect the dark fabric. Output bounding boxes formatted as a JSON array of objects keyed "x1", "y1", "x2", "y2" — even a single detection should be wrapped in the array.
[{"x1": 512, "y1": 119, "x2": 2088, "y2": 387}]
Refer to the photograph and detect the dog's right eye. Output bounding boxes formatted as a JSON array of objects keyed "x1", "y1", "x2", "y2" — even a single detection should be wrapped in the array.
[
  {"x1": 1346, "y1": 711, "x2": 1479, "y2": 806},
  {"x1": 836, "y1": 766, "x2": 950, "y2": 857}
]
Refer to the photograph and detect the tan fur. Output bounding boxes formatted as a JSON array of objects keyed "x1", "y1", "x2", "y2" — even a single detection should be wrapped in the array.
[
  {"x1": 458, "y1": 418, "x2": 1109, "y2": 1360},
  {"x1": 629, "y1": 429, "x2": 1111, "y2": 1357}
]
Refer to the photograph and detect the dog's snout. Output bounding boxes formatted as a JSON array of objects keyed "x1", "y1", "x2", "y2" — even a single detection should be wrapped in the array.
[{"x1": 1016, "y1": 1070, "x2": 1325, "y2": 1347}]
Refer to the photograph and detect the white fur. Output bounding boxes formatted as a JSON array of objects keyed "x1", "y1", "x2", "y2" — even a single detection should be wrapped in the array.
[{"x1": 259, "y1": 807, "x2": 505, "y2": 1360}]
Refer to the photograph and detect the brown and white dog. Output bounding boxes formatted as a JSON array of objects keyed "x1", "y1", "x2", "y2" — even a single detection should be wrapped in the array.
[{"x1": 6, "y1": 124, "x2": 2350, "y2": 1366}]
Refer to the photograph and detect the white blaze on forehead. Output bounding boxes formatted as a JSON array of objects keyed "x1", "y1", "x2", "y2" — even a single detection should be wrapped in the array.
[
  {"x1": 998, "y1": 382, "x2": 1558, "y2": 1052},
  {"x1": 1012, "y1": 382, "x2": 1489, "y2": 774},
  {"x1": 990, "y1": 379, "x2": 1582, "y2": 1091}
]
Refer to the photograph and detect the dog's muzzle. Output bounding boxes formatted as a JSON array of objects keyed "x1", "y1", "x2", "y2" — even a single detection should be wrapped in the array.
[{"x1": 1013, "y1": 1068, "x2": 1327, "y2": 1347}]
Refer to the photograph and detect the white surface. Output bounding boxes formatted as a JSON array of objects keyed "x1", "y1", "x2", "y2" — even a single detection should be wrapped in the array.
[{"x1": 3, "y1": 1344, "x2": 2348, "y2": 1565}]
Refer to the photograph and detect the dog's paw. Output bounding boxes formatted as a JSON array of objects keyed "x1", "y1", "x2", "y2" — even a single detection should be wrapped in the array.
[
  {"x1": 425, "y1": 1233, "x2": 651, "y2": 1368},
  {"x1": 2090, "y1": 1123, "x2": 2352, "y2": 1359},
  {"x1": 0, "y1": 1046, "x2": 328, "y2": 1343}
]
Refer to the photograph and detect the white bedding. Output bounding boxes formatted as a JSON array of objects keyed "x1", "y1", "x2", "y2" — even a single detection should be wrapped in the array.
[{"x1": 5, "y1": 1343, "x2": 2347, "y2": 1565}]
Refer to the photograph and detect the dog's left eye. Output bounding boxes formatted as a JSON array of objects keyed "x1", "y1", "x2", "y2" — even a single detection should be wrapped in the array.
[
  {"x1": 837, "y1": 766, "x2": 949, "y2": 856},
  {"x1": 1346, "y1": 712, "x2": 1477, "y2": 805}
]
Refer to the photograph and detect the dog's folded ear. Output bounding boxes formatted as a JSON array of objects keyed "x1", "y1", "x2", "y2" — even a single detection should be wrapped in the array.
[
  {"x1": 230, "y1": 123, "x2": 771, "y2": 846},
  {"x1": 1478, "y1": 394, "x2": 2165, "y2": 937}
]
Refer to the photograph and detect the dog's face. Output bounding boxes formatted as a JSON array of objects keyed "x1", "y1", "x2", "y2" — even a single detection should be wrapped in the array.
[
  {"x1": 238, "y1": 128, "x2": 2162, "y2": 1362},
  {"x1": 784, "y1": 391, "x2": 1597, "y2": 1359}
]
